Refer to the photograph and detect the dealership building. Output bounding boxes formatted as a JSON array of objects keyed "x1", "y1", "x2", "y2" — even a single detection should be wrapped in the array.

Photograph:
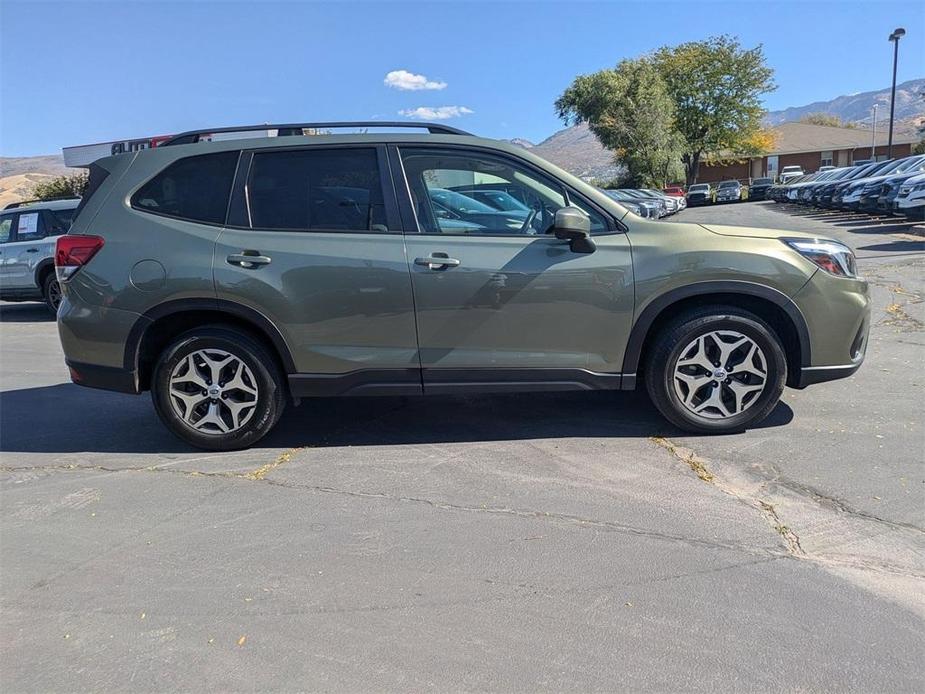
[{"x1": 699, "y1": 122, "x2": 919, "y2": 183}]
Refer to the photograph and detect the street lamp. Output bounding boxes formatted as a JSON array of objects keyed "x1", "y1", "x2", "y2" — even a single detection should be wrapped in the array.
[{"x1": 887, "y1": 27, "x2": 905, "y2": 159}]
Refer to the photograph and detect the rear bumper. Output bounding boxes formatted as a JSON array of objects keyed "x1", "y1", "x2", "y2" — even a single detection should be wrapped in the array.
[{"x1": 66, "y1": 360, "x2": 139, "y2": 394}]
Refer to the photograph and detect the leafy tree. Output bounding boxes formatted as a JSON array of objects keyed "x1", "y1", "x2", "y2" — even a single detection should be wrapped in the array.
[
  {"x1": 31, "y1": 173, "x2": 88, "y2": 200},
  {"x1": 556, "y1": 58, "x2": 684, "y2": 187},
  {"x1": 798, "y1": 112, "x2": 855, "y2": 128},
  {"x1": 653, "y1": 35, "x2": 776, "y2": 184}
]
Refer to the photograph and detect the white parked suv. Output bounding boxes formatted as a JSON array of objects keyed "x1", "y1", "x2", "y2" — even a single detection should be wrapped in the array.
[
  {"x1": 779, "y1": 165, "x2": 805, "y2": 184},
  {"x1": 894, "y1": 172, "x2": 925, "y2": 220},
  {"x1": 0, "y1": 198, "x2": 80, "y2": 313}
]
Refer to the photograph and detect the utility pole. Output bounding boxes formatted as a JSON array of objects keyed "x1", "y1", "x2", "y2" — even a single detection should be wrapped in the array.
[
  {"x1": 887, "y1": 27, "x2": 906, "y2": 159},
  {"x1": 871, "y1": 104, "x2": 878, "y2": 160}
]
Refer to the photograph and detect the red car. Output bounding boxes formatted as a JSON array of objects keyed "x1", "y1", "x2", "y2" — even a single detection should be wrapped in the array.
[{"x1": 663, "y1": 186, "x2": 685, "y2": 198}]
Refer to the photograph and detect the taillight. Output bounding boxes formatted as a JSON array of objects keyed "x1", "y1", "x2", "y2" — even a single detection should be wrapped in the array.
[{"x1": 55, "y1": 235, "x2": 104, "y2": 280}]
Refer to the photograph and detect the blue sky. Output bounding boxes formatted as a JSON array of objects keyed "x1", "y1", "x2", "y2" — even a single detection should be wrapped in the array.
[{"x1": 1, "y1": 1, "x2": 922, "y2": 157}]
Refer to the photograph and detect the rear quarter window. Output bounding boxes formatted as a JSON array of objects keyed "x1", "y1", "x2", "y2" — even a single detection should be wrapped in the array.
[{"x1": 132, "y1": 151, "x2": 239, "y2": 225}]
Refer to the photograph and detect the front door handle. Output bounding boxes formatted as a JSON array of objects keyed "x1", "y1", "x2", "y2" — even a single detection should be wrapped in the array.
[
  {"x1": 227, "y1": 251, "x2": 272, "y2": 268},
  {"x1": 26, "y1": 248, "x2": 39, "y2": 253},
  {"x1": 414, "y1": 254, "x2": 460, "y2": 270}
]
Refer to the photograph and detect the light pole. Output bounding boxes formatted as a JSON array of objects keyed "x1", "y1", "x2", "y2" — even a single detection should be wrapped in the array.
[
  {"x1": 871, "y1": 103, "x2": 878, "y2": 160},
  {"x1": 887, "y1": 27, "x2": 905, "y2": 159}
]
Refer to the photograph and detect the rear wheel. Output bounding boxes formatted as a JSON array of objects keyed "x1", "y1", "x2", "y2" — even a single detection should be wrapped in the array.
[
  {"x1": 644, "y1": 307, "x2": 786, "y2": 434},
  {"x1": 43, "y1": 273, "x2": 62, "y2": 315},
  {"x1": 151, "y1": 326, "x2": 286, "y2": 450}
]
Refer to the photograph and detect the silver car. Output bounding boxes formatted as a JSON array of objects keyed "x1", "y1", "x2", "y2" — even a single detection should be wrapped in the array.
[{"x1": 0, "y1": 198, "x2": 80, "y2": 313}]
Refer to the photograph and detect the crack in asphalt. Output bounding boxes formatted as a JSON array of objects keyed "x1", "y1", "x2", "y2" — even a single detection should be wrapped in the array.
[
  {"x1": 647, "y1": 437, "x2": 925, "y2": 581},
  {"x1": 0, "y1": 462, "x2": 785, "y2": 559}
]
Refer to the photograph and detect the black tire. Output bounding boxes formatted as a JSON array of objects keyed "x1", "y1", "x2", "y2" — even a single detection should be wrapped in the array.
[
  {"x1": 43, "y1": 273, "x2": 62, "y2": 315},
  {"x1": 151, "y1": 326, "x2": 286, "y2": 450},
  {"x1": 644, "y1": 306, "x2": 786, "y2": 434}
]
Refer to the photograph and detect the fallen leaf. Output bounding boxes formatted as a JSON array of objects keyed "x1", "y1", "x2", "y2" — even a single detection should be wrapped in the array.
[
  {"x1": 140, "y1": 612, "x2": 146, "y2": 620},
  {"x1": 237, "y1": 635, "x2": 246, "y2": 647}
]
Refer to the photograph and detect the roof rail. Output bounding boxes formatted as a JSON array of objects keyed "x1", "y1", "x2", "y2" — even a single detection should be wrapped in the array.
[
  {"x1": 4, "y1": 196, "x2": 81, "y2": 210},
  {"x1": 160, "y1": 121, "x2": 473, "y2": 146}
]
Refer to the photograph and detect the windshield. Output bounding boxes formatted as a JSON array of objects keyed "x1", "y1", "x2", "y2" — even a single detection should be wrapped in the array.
[
  {"x1": 719, "y1": 181, "x2": 739, "y2": 189},
  {"x1": 753, "y1": 178, "x2": 772, "y2": 185},
  {"x1": 689, "y1": 184, "x2": 710, "y2": 192}
]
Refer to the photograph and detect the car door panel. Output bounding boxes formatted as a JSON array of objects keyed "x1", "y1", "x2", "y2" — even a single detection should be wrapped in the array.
[
  {"x1": 394, "y1": 145, "x2": 635, "y2": 380},
  {"x1": 404, "y1": 234, "x2": 633, "y2": 374},
  {"x1": 213, "y1": 145, "x2": 420, "y2": 380},
  {"x1": 214, "y1": 230, "x2": 419, "y2": 375}
]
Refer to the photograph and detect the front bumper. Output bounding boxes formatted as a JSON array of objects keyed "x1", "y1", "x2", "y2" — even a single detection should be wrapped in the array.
[{"x1": 790, "y1": 269, "x2": 870, "y2": 389}]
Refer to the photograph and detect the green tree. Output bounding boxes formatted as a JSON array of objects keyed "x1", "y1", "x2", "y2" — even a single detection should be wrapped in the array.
[
  {"x1": 653, "y1": 35, "x2": 776, "y2": 184},
  {"x1": 31, "y1": 172, "x2": 88, "y2": 201},
  {"x1": 555, "y1": 58, "x2": 684, "y2": 187},
  {"x1": 798, "y1": 112, "x2": 855, "y2": 128}
]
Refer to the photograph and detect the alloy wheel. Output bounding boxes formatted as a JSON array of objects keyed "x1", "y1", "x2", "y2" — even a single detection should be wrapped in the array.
[
  {"x1": 47, "y1": 280, "x2": 62, "y2": 311},
  {"x1": 168, "y1": 349, "x2": 259, "y2": 434},
  {"x1": 672, "y1": 330, "x2": 768, "y2": 419}
]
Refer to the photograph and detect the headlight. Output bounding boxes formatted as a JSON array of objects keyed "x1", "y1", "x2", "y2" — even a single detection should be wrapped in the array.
[{"x1": 784, "y1": 239, "x2": 858, "y2": 278}]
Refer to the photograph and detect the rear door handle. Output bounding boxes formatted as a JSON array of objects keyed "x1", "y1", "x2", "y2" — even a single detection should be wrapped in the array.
[
  {"x1": 26, "y1": 248, "x2": 39, "y2": 253},
  {"x1": 227, "y1": 252, "x2": 272, "y2": 268},
  {"x1": 414, "y1": 254, "x2": 460, "y2": 270}
]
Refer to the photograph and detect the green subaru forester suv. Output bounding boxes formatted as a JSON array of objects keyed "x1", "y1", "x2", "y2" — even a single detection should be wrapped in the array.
[{"x1": 56, "y1": 122, "x2": 869, "y2": 450}]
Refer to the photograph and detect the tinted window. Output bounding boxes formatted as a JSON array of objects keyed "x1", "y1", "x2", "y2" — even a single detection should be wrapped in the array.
[
  {"x1": 248, "y1": 148, "x2": 387, "y2": 232},
  {"x1": 132, "y1": 151, "x2": 238, "y2": 224},
  {"x1": 0, "y1": 214, "x2": 13, "y2": 244},
  {"x1": 753, "y1": 178, "x2": 772, "y2": 185},
  {"x1": 401, "y1": 149, "x2": 607, "y2": 235},
  {"x1": 47, "y1": 208, "x2": 76, "y2": 235}
]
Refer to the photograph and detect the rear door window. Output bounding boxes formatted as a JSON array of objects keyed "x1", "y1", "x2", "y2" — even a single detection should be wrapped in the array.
[
  {"x1": 246, "y1": 148, "x2": 388, "y2": 232},
  {"x1": 46, "y1": 208, "x2": 76, "y2": 235},
  {"x1": 132, "y1": 151, "x2": 238, "y2": 225},
  {"x1": 16, "y1": 211, "x2": 45, "y2": 241}
]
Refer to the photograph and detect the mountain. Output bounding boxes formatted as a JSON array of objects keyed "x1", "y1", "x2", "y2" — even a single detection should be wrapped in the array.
[
  {"x1": 516, "y1": 123, "x2": 621, "y2": 181},
  {"x1": 765, "y1": 78, "x2": 925, "y2": 126},
  {"x1": 0, "y1": 155, "x2": 70, "y2": 208}
]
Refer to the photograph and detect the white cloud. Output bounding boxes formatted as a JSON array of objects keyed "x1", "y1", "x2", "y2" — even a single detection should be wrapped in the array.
[
  {"x1": 384, "y1": 70, "x2": 447, "y2": 91},
  {"x1": 399, "y1": 106, "x2": 474, "y2": 120}
]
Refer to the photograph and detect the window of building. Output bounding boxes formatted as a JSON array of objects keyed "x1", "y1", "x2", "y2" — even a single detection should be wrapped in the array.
[
  {"x1": 400, "y1": 149, "x2": 608, "y2": 236},
  {"x1": 820, "y1": 151, "x2": 834, "y2": 167},
  {"x1": 247, "y1": 148, "x2": 387, "y2": 232},
  {"x1": 132, "y1": 151, "x2": 239, "y2": 225}
]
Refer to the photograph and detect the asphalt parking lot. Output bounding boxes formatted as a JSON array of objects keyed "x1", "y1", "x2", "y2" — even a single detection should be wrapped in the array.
[{"x1": 1, "y1": 201, "x2": 923, "y2": 691}]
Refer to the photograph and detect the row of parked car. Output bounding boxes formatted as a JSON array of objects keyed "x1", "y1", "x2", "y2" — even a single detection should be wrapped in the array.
[
  {"x1": 599, "y1": 188, "x2": 686, "y2": 218},
  {"x1": 673, "y1": 180, "x2": 755, "y2": 206},
  {"x1": 765, "y1": 154, "x2": 925, "y2": 220}
]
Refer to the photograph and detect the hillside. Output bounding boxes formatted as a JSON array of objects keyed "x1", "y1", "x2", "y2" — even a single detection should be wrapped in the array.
[
  {"x1": 0, "y1": 155, "x2": 70, "y2": 208},
  {"x1": 765, "y1": 78, "x2": 924, "y2": 126}
]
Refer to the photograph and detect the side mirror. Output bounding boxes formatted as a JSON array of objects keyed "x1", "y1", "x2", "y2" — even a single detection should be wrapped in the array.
[{"x1": 553, "y1": 207, "x2": 596, "y2": 254}]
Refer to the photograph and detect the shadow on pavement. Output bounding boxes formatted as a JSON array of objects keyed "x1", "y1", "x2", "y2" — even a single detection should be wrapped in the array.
[
  {"x1": 0, "y1": 303, "x2": 54, "y2": 323},
  {"x1": 0, "y1": 382, "x2": 794, "y2": 454},
  {"x1": 856, "y1": 239, "x2": 925, "y2": 253}
]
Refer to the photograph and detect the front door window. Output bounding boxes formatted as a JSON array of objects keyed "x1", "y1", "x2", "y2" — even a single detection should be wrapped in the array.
[{"x1": 400, "y1": 150, "x2": 608, "y2": 236}]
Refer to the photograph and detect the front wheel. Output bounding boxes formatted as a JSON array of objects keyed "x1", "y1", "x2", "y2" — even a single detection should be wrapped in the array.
[
  {"x1": 151, "y1": 327, "x2": 286, "y2": 450},
  {"x1": 644, "y1": 307, "x2": 786, "y2": 434}
]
